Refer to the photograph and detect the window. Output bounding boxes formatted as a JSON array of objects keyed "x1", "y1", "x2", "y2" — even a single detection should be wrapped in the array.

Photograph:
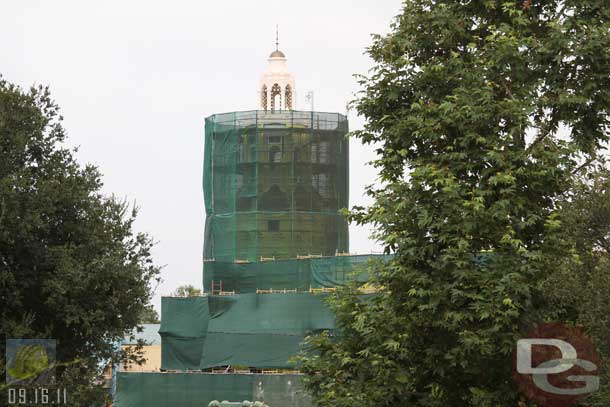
[
  {"x1": 285, "y1": 85, "x2": 293, "y2": 110},
  {"x1": 273, "y1": 150, "x2": 282, "y2": 163},
  {"x1": 268, "y1": 135, "x2": 282, "y2": 144},
  {"x1": 311, "y1": 143, "x2": 318, "y2": 162},
  {"x1": 312, "y1": 173, "x2": 330, "y2": 198},
  {"x1": 271, "y1": 83, "x2": 281, "y2": 110},
  {"x1": 268, "y1": 220, "x2": 280, "y2": 232},
  {"x1": 319, "y1": 141, "x2": 330, "y2": 164},
  {"x1": 269, "y1": 146, "x2": 282, "y2": 163}
]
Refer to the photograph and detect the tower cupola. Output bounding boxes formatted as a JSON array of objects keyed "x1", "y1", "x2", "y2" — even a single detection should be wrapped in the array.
[{"x1": 259, "y1": 29, "x2": 295, "y2": 110}]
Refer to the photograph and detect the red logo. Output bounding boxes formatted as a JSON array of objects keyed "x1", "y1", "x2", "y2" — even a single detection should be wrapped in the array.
[{"x1": 512, "y1": 323, "x2": 601, "y2": 407}]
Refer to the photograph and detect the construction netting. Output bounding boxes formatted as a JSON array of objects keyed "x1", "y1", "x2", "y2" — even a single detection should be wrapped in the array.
[
  {"x1": 202, "y1": 293, "x2": 334, "y2": 369},
  {"x1": 158, "y1": 296, "x2": 210, "y2": 371},
  {"x1": 203, "y1": 110, "x2": 349, "y2": 264},
  {"x1": 158, "y1": 293, "x2": 334, "y2": 371},
  {"x1": 115, "y1": 372, "x2": 311, "y2": 407},
  {"x1": 203, "y1": 254, "x2": 393, "y2": 293}
]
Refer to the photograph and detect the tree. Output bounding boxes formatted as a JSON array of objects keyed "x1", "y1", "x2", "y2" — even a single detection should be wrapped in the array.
[
  {"x1": 0, "y1": 77, "x2": 161, "y2": 406},
  {"x1": 298, "y1": 1, "x2": 610, "y2": 406},
  {"x1": 542, "y1": 167, "x2": 610, "y2": 406},
  {"x1": 140, "y1": 304, "x2": 161, "y2": 324},
  {"x1": 172, "y1": 284, "x2": 202, "y2": 297}
]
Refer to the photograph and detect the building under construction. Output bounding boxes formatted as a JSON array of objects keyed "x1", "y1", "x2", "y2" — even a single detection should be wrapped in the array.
[{"x1": 114, "y1": 44, "x2": 389, "y2": 407}]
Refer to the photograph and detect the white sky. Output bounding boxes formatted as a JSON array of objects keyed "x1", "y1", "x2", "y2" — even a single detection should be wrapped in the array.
[{"x1": 2, "y1": 0, "x2": 403, "y2": 311}]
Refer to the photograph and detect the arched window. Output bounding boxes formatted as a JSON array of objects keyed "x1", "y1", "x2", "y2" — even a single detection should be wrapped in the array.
[
  {"x1": 261, "y1": 85, "x2": 268, "y2": 110},
  {"x1": 285, "y1": 85, "x2": 293, "y2": 110},
  {"x1": 271, "y1": 84, "x2": 281, "y2": 111}
]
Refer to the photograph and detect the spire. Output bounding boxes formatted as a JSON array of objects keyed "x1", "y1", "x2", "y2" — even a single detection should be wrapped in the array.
[
  {"x1": 275, "y1": 25, "x2": 279, "y2": 52},
  {"x1": 269, "y1": 25, "x2": 286, "y2": 58},
  {"x1": 259, "y1": 29, "x2": 296, "y2": 111}
]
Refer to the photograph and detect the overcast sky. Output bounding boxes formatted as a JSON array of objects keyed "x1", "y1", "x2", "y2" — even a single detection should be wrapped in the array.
[{"x1": 2, "y1": 0, "x2": 403, "y2": 311}]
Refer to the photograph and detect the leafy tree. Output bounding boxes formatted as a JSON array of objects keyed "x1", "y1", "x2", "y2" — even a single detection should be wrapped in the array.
[
  {"x1": 140, "y1": 304, "x2": 161, "y2": 324},
  {"x1": 0, "y1": 77, "x2": 161, "y2": 406},
  {"x1": 171, "y1": 284, "x2": 202, "y2": 297},
  {"x1": 298, "y1": 1, "x2": 610, "y2": 406},
  {"x1": 543, "y1": 167, "x2": 610, "y2": 406}
]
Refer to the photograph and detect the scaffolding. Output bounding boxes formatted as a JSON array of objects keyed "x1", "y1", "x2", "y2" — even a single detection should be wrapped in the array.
[
  {"x1": 203, "y1": 253, "x2": 391, "y2": 294},
  {"x1": 203, "y1": 110, "x2": 349, "y2": 264}
]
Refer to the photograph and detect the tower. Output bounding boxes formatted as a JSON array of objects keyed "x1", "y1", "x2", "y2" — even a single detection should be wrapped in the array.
[
  {"x1": 115, "y1": 36, "x2": 390, "y2": 407},
  {"x1": 258, "y1": 29, "x2": 295, "y2": 111},
  {"x1": 202, "y1": 44, "x2": 350, "y2": 292}
]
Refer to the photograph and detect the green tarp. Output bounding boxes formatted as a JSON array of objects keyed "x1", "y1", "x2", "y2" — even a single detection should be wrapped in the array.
[
  {"x1": 201, "y1": 293, "x2": 334, "y2": 369},
  {"x1": 160, "y1": 293, "x2": 334, "y2": 371},
  {"x1": 159, "y1": 296, "x2": 209, "y2": 371},
  {"x1": 203, "y1": 254, "x2": 392, "y2": 293},
  {"x1": 115, "y1": 372, "x2": 311, "y2": 407},
  {"x1": 161, "y1": 256, "x2": 392, "y2": 371}
]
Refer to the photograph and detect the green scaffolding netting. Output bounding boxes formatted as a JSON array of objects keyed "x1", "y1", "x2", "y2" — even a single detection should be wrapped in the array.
[
  {"x1": 158, "y1": 296, "x2": 209, "y2": 371},
  {"x1": 201, "y1": 293, "x2": 334, "y2": 369},
  {"x1": 159, "y1": 293, "x2": 334, "y2": 371},
  {"x1": 115, "y1": 372, "x2": 311, "y2": 407},
  {"x1": 203, "y1": 110, "x2": 349, "y2": 264},
  {"x1": 163, "y1": 255, "x2": 391, "y2": 371},
  {"x1": 203, "y1": 254, "x2": 393, "y2": 293}
]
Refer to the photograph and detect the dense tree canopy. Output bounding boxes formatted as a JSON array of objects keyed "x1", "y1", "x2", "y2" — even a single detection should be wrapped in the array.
[
  {"x1": 0, "y1": 77, "x2": 160, "y2": 405},
  {"x1": 542, "y1": 168, "x2": 610, "y2": 406},
  {"x1": 298, "y1": 1, "x2": 610, "y2": 406}
]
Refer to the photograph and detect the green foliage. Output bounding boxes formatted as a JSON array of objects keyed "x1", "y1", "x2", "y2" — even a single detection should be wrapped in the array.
[
  {"x1": 0, "y1": 76, "x2": 161, "y2": 406},
  {"x1": 141, "y1": 304, "x2": 161, "y2": 324},
  {"x1": 172, "y1": 284, "x2": 202, "y2": 297},
  {"x1": 298, "y1": 1, "x2": 610, "y2": 406},
  {"x1": 543, "y1": 168, "x2": 610, "y2": 406}
]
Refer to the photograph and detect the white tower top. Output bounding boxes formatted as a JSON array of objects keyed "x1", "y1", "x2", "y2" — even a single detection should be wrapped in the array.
[{"x1": 259, "y1": 28, "x2": 295, "y2": 111}]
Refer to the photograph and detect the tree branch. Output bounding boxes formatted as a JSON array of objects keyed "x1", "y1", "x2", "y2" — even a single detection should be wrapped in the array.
[
  {"x1": 526, "y1": 127, "x2": 554, "y2": 153},
  {"x1": 572, "y1": 154, "x2": 598, "y2": 175}
]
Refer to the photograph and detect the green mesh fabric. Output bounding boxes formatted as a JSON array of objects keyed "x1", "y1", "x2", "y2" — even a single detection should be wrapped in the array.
[
  {"x1": 201, "y1": 293, "x2": 334, "y2": 369},
  {"x1": 203, "y1": 254, "x2": 392, "y2": 293},
  {"x1": 159, "y1": 293, "x2": 334, "y2": 371},
  {"x1": 203, "y1": 110, "x2": 349, "y2": 265},
  {"x1": 115, "y1": 372, "x2": 311, "y2": 407},
  {"x1": 158, "y1": 297, "x2": 209, "y2": 371}
]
